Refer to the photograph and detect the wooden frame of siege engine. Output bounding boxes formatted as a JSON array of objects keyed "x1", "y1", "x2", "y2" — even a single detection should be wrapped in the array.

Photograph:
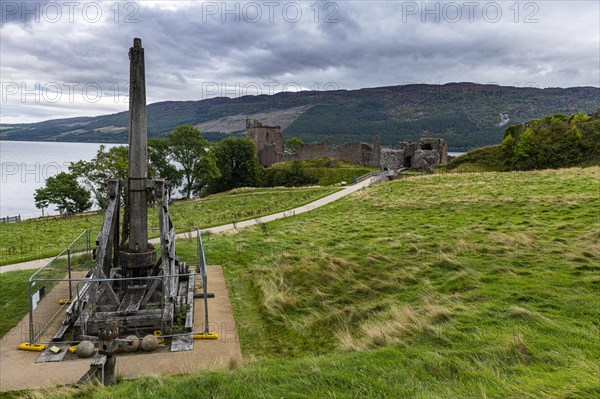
[{"x1": 27, "y1": 38, "x2": 209, "y2": 346}]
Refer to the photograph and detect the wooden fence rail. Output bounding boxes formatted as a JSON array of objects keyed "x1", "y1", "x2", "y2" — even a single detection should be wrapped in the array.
[{"x1": 0, "y1": 215, "x2": 21, "y2": 223}]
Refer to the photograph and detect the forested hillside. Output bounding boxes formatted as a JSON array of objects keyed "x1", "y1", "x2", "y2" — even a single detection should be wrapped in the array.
[{"x1": 1, "y1": 83, "x2": 598, "y2": 151}]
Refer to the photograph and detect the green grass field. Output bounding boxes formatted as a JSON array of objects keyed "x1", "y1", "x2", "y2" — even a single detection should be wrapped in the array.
[
  {"x1": 271, "y1": 157, "x2": 377, "y2": 186},
  {"x1": 3, "y1": 167, "x2": 599, "y2": 398},
  {"x1": 0, "y1": 270, "x2": 39, "y2": 339},
  {"x1": 0, "y1": 186, "x2": 338, "y2": 266}
]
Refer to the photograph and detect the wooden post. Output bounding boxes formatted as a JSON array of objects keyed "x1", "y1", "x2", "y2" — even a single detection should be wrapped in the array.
[{"x1": 128, "y1": 37, "x2": 149, "y2": 252}]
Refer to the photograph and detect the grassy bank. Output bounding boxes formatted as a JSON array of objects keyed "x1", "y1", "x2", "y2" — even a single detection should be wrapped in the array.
[
  {"x1": 200, "y1": 167, "x2": 597, "y2": 397},
  {"x1": 443, "y1": 144, "x2": 505, "y2": 172},
  {"x1": 202, "y1": 167, "x2": 599, "y2": 354},
  {"x1": 5, "y1": 167, "x2": 599, "y2": 398},
  {"x1": 0, "y1": 186, "x2": 338, "y2": 266}
]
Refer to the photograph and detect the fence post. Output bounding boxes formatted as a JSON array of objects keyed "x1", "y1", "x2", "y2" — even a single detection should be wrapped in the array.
[
  {"x1": 203, "y1": 272, "x2": 209, "y2": 333},
  {"x1": 196, "y1": 228, "x2": 202, "y2": 268},
  {"x1": 28, "y1": 279, "x2": 34, "y2": 343},
  {"x1": 68, "y1": 248, "x2": 72, "y2": 299},
  {"x1": 86, "y1": 229, "x2": 90, "y2": 257}
]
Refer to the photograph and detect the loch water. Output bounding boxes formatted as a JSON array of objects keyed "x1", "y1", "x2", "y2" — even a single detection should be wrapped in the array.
[{"x1": 0, "y1": 140, "x2": 118, "y2": 219}]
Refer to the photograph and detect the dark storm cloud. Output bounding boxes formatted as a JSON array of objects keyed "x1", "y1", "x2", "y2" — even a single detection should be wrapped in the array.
[{"x1": 1, "y1": 1, "x2": 598, "y2": 123}]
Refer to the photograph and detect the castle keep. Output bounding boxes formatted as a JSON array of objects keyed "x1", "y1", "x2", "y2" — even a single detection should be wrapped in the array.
[{"x1": 246, "y1": 119, "x2": 448, "y2": 173}]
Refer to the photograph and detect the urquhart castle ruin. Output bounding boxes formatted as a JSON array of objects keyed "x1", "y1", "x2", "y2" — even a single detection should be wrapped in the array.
[{"x1": 246, "y1": 119, "x2": 448, "y2": 173}]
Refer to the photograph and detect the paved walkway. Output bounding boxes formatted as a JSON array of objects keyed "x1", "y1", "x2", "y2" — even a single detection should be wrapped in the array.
[
  {"x1": 0, "y1": 265, "x2": 242, "y2": 392},
  {"x1": 0, "y1": 176, "x2": 380, "y2": 274}
]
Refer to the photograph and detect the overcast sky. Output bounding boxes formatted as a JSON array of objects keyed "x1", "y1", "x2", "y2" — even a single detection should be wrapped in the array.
[{"x1": 1, "y1": 0, "x2": 598, "y2": 123}]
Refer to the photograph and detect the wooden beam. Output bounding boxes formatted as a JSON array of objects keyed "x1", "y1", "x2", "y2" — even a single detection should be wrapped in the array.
[
  {"x1": 95, "y1": 179, "x2": 120, "y2": 278},
  {"x1": 140, "y1": 270, "x2": 163, "y2": 309},
  {"x1": 185, "y1": 274, "x2": 195, "y2": 330},
  {"x1": 117, "y1": 285, "x2": 147, "y2": 314}
]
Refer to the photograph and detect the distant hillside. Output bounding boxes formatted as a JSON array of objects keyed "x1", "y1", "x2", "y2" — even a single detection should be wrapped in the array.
[{"x1": 1, "y1": 83, "x2": 598, "y2": 151}]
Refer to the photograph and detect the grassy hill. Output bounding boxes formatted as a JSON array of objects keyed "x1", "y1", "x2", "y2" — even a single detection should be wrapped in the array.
[
  {"x1": 1, "y1": 83, "x2": 598, "y2": 151},
  {"x1": 0, "y1": 186, "x2": 338, "y2": 267},
  {"x1": 446, "y1": 110, "x2": 600, "y2": 172},
  {"x1": 6, "y1": 166, "x2": 598, "y2": 398}
]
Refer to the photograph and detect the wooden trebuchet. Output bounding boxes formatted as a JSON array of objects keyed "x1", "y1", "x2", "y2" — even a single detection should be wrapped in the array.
[{"x1": 64, "y1": 38, "x2": 203, "y2": 386}]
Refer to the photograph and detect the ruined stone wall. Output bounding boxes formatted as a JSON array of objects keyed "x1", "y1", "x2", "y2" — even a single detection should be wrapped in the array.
[
  {"x1": 295, "y1": 140, "x2": 380, "y2": 166},
  {"x1": 246, "y1": 118, "x2": 446, "y2": 172},
  {"x1": 296, "y1": 139, "x2": 333, "y2": 160},
  {"x1": 438, "y1": 140, "x2": 448, "y2": 164},
  {"x1": 257, "y1": 145, "x2": 295, "y2": 166},
  {"x1": 381, "y1": 149, "x2": 404, "y2": 170},
  {"x1": 373, "y1": 135, "x2": 381, "y2": 166},
  {"x1": 247, "y1": 119, "x2": 381, "y2": 167},
  {"x1": 337, "y1": 143, "x2": 372, "y2": 165},
  {"x1": 380, "y1": 138, "x2": 448, "y2": 172}
]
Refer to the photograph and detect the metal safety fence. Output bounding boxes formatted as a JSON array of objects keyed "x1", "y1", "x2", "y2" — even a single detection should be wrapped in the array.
[
  {"x1": 28, "y1": 230, "x2": 92, "y2": 343},
  {"x1": 28, "y1": 227, "x2": 209, "y2": 344},
  {"x1": 355, "y1": 170, "x2": 381, "y2": 184}
]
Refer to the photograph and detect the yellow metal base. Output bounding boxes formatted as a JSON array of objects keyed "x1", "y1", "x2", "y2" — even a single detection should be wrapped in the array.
[
  {"x1": 58, "y1": 298, "x2": 73, "y2": 305},
  {"x1": 153, "y1": 330, "x2": 165, "y2": 344},
  {"x1": 193, "y1": 332, "x2": 219, "y2": 340},
  {"x1": 18, "y1": 342, "x2": 47, "y2": 352}
]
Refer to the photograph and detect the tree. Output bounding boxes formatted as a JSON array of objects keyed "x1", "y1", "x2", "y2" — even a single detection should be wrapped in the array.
[
  {"x1": 167, "y1": 125, "x2": 213, "y2": 198},
  {"x1": 69, "y1": 145, "x2": 128, "y2": 209},
  {"x1": 285, "y1": 137, "x2": 304, "y2": 153},
  {"x1": 211, "y1": 138, "x2": 260, "y2": 193},
  {"x1": 501, "y1": 111, "x2": 599, "y2": 170},
  {"x1": 148, "y1": 138, "x2": 183, "y2": 201},
  {"x1": 191, "y1": 151, "x2": 220, "y2": 197},
  {"x1": 34, "y1": 172, "x2": 92, "y2": 216},
  {"x1": 260, "y1": 160, "x2": 318, "y2": 187},
  {"x1": 34, "y1": 197, "x2": 50, "y2": 217}
]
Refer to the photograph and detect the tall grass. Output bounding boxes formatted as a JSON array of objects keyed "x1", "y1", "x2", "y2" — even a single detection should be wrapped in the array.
[{"x1": 195, "y1": 166, "x2": 598, "y2": 396}]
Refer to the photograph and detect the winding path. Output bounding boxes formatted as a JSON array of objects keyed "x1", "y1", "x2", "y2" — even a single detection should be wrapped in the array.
[{"x1": 0, "y1": 174, "x2": 382, "y2": 274}]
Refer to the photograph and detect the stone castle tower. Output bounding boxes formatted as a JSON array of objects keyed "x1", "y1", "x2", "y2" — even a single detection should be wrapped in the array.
[{"x1": 246, "y1": 118, "x2": 284, "y2": 157}]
